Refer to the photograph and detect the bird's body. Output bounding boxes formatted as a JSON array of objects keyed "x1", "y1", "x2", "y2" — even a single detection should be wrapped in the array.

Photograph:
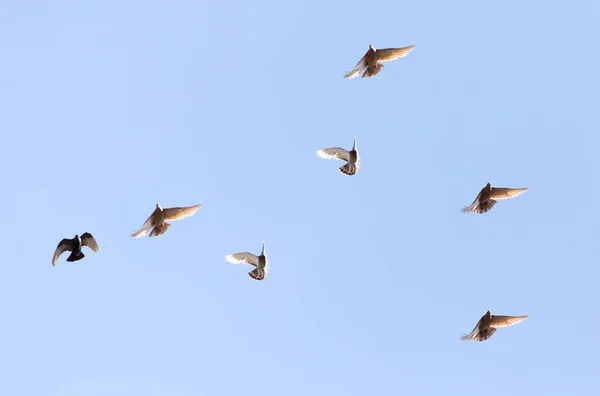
[
  {"x1": 131, "y1": 203, "x2": 201, "y2": 238},
  {"x1": 52, "y1": 233, "x2": 99, "y2": 266},
  {"x1": 66, "y1": 235, "x2": 83, "y2": 261},
  {"x1": 344, "y1": 44, "x2": 415, "y2": 79},
  {"x1": 461, "y1": 311, "x2": 529, "y2": 342},
  {"x1": 316, "y1": 136, "x2": 360, "y2": 176},
  {"x1": 462, "y1": 183, "x2": 529, "y2": 214},
  {"x1": 225, "y1": 241, "x2": 269, "y2": 281}
]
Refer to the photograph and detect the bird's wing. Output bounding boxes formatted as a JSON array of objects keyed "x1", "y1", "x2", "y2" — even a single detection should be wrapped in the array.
[
  {"x1": 131, "y1": 213, "x2": 155, "y2": 238},
  {"x1": 80, "y1": 233, "x2": 99, "y2": 252},
  {"x1": 460, "y1": 317, "x2": 483, "y2": 340},
  {"x1": 461, "y1": 190, "x2": 483, "y2": 213},
  {"x1": 344, "y1": 53, "x2": 368, "y2": 79},
  {"x1": 490, "y1": 188, "x2": 529, "y2": 200},
  {"x1": 376, "y1": 45, "x2": 415, "y2": 62},
  {"x1": 52, "y1": 239, "x2": 73, "y2": 266},
  {"x1": 163, "y1": 204, "x2": 201, "y2": 221},
  {"x1": 225, "y1": 253, "x2": 259, "y2": 267},
  {"x1": 460, "y1": 332, "x2": 476, "y2": 341},
  {"x1": 316, "y1": 147, "x2": 350, "y2": 162},
  {"x1": 490, "y1": 315, "x2": 529, "y2": 327}
]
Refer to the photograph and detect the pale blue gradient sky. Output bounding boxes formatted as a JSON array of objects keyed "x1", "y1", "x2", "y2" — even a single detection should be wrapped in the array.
[{"x1": 1, "y1": 1, "x2": 599, "y2": 395}]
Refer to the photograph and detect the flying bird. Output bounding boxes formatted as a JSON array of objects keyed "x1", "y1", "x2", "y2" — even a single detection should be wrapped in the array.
[
  {"x1": 52, "y1": 233, "x2": 99, "y2": 266},
  {"x1": 461, "y1": 311, "x2": 529, "y2": 342},
  {"x1": 131, "y1": 203, "x2": 201, "y2": 238},
  {"x1": 316, "y1": 136, "x2": 360, "y2": 176},
  {"x1": 344, "y1": 44, "x2": 415, "y2": 79},
  {"x1": 225, "y1": 241, "x2": 269, "y2": 281},
  {"x1": 461, "y1": 183, "x2": 529, "y2": 214}
]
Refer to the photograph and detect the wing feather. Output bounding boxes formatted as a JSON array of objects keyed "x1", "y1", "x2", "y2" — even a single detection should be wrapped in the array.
[
  {"x1": 461, "y1": 190, "x2": 484, "y2": 213},
  {"x1": 316, "y1": 147, "x2": 350, "y2": 162},
  {"x1": 491, "y1": 315, "x2": 529, "y2": 327},
  {"x1": 52, "y1": 239, "x2": 73, "y2": 266},
  {"x1": 163, "y1": 204, "x2": 201, "y2": 221},
  {"x1": 80, "y1": 233, "x2": 99, "y2": 252},
  {"x1": 490, "y1": 188, "x2": 529, "y2": 200},
  {"x1": 344, "y1": 54, "x2": 368, "y2": 79},
  {"x1": 225, "y1": 252, "x2": 259, "y2": 267},
  {"x1": 376, "y1": 45, "x2": 415, "y2": 62},
  {"x1": 131, "y1": 214, "x2": 155, "y2": 238}
]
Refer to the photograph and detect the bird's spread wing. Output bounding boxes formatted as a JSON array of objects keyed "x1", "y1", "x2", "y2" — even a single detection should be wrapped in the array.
[
  {"x1": 461, "y1": 190, "x2": 483, "y2": 213},
  {"x1": 80, "y1": 233, "x2": 99, "y2": 252},
  {"x1": 316, "y1": 147, "x2": 350, "y2": 162},
  {"x1": 460, "y1": 327, "x2": 477, "y2": 341},
  {"x1": 490, "y1": 188, "x2": 529, "y2": 200},
  {"x1": 52, "y1": 239, "x2": 73, "y2": 266},
  {"x1": 225, "y1": 253, "x2": 259, "y2": 267},
  {"x1": 490, "y1": 315, "x2": 529, "y2": 327},
  {"x1": 163, "y1": 204, "x2": 201, "y2": 221},
  {"x1": 344, "y1": 54, "x2": 368, "y2": 79},
  {"x1": 460, "y1": 203, "x2": 475, "y2": 213},
  {"x1": 376, "y1": 45, "x2": 415, "y2": 62},
  {"x1": 460, "y1": 317, "x2": 484, "y2": 340},
  {"x1": 131, "y1": 214, "x2": 155, "y2": 238}
]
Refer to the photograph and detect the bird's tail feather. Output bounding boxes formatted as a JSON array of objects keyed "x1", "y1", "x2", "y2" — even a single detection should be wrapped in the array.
[
  {"x1": 248, "y1": 268, "x2": 266, "y2": 281},
  {"x1": 66, "y1": 251, "x2": 85, "y2": 262},
  {"x1": 362, "y1": 63, "x2": 383, "y2": 78},
  {"x1": 473, "y1": 200, "x2": 497, "y2": 214},
  {"x1": 475, "y1": 327, "x2": 496, "y2": 341},
  {"x1": 339, "y1": 163, "x2": 357, "y2": 176},
  {"x1": 150, "y1": 222, "x2": 171, "y2": 237}
]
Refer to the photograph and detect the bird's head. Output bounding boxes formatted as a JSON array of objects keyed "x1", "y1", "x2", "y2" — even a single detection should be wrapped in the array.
[
  {"x1": 352, "y1": 136, "x2": 357, "y2": 151},
  {"x1": 369, "y1": 44, "x2": 376, "y2": 51},
  {"x1": 261, "y1": 241, "x2": 266, "y2": 256},
  {"x1": 156, "y1": 203, "x2": 162, "y2": 211}
]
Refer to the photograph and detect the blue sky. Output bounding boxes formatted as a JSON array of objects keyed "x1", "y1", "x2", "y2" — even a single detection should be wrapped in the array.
[{"x1": 1, "y1": 0, "x2": 599, "y2": 395}]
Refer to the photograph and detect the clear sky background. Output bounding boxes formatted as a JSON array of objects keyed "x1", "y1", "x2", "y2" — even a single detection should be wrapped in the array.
[{"x1": 1, "y1": 1, "x2": 599, "y2": 395}]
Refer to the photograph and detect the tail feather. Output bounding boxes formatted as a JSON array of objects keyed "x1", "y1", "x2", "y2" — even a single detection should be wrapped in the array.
[
  {"x1": 473, "y1": 200, "x2": 497, "y2": 214},
  {"x1": 339, "y1": 163, "x2": 357, "y2": 176},
  {"x1": 248, "y1": 268, "x2": 266, "y2": 281},
  {"x1": 362, "y1": 63, "x2": 384, "y2": 78},
  {"x1": 66, "y1": 251, "x2": 85, "y2": 262},
  {"x1": 150, "y1": 222, "x2": 171, "y2": 237},
  {"x1": 474, "y1": 327, "x2": 496, "y2": 341}
]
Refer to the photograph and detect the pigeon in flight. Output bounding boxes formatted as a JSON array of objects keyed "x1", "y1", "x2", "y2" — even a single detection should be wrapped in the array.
[
  {"x1": 52, "y1": 233, "x2": 99, "y2": 266},
  {"x1": 461, "y1": 183, "x2": 529, "y2": 214},
  {"x1": 461, "y1": 311, "x2": 529, "y2": 342},
  {"x1": 344, "y1": 44, "x2": 415, "y2": 79},
  {"x1": 131, "y1": 203, "x2": 201, "y2": 238},
  {"x1": 225, "y1": 241, "x2": 269, "y2": 281},
  {"x1": 316, "y1": 136, "x2": 360, "y2": 176}
]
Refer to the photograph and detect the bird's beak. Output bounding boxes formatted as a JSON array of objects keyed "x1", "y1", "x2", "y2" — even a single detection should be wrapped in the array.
[{"x1": 261, "y1": 241, "x2": 266, "y2": 255}]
